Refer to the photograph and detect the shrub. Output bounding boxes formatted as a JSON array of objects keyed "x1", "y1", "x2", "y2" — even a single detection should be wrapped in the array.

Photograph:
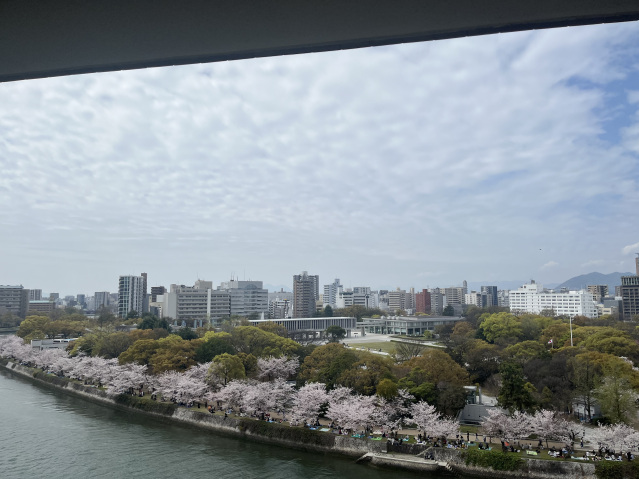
[
  {"x1": 464, "y1": 449, "x2": 523, "y2": 471},
  {"x1": 114, "y1": 394, "x2": 177, "y2": 415},
  {"x1": 238, "y1": 419, "x2": 335, "y2": 448},
  {"x1": 595, "y1": 461, "x2": 639, "y2": 479}
]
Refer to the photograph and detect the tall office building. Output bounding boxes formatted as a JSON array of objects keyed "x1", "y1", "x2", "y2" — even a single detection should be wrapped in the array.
[
  {"x1": 620, "y1": 255, "x2": 639, "y2": 320},
  {"x1": 481, "y1": 286, "x2": 498, "y2": 307},
  {"x1": 150, "y1": 286, "x2": 166, "y2": 302},
  {"x1": 218, "y1": 280, "x2": 268, "y2": 317},
  {"x1": 388, "y1": 288, "x2": 407, "y2": 313},
  {"x1": 293, "y1": 271, "x2": 319, "y2": 318},
  {"x1": 587, "y1": 285, "x2": 609, "y2": 304},
  {"x1": 94, "y1": 291, "x2": 110, "y2": 310},
  {"x1": 430, "y1": 288, "x2": 446, "y2": 315},
  {"x1": 415, "y1": 289, "x2": 431, "y2": 313},
  {"x1": 0, "y1": 285, "x2": 30, "y2": 318},
  {"x1": 76, "y1": 294, "x2": 86, "y2": 307},
  {"x1": 29, "y1": 289, "x2": 42, "y2": 301},
  {"x1": 118, "y1": 275, "x2": 146, "y2": 318}
]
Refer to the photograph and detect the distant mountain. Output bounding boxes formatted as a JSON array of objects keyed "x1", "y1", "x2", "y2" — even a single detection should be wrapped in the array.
[{"x1": 555, "y1": 272, "x2": 633, "y2": 292}]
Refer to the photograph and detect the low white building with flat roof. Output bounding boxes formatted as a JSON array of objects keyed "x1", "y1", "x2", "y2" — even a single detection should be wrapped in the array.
[{"x1": 509, "y1": 281, "x2": 597, "y2": 318}]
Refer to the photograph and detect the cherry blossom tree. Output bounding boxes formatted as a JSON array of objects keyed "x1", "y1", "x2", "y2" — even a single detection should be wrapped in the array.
[
  {"x1": 410, "y1": 401, "x2": 441, "y2": 437},
  {"x1": 32, "y1": 348, "x2": 67, "y2": 371},
  {"x1": 257, "y1": 356, "x2": 299, "y2": 381},
  {"x1": 592, "y1": 423, "x2": 637, "y2": 451},
  {"x1": 327, "y1": 394, "x2": 377, "y2": 433},
  {"x1": 0, "y1": 335, "x2": 32, "y2": 363},
  {"x1": 377, "y1": 389, "x2": 414, "y2": 431},
  {"x1": 290, "y1": 382, "x2": 328, "y2": 425},
  {"x1": 213, "y1": 380, "x2": 254, "y2": 412},
  {"x1": 107, "y1": 363, "x2": 148, "y2": 396}
]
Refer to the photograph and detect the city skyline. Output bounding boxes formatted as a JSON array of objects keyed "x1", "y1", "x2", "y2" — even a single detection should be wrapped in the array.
[{"x1": 1, "y1": 22, "x2": 638, "y2": 295}]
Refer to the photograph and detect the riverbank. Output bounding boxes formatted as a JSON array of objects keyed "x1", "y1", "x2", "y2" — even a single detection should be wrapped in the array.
[{"x1": 0, "y1": 358, "x2": 597, "y2": 478}]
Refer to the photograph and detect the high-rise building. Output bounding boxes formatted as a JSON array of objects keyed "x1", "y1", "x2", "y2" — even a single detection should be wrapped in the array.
[
  {"x1": 444, "y1": 287, "x2": 465, "y2": 306},
  {"x1": 150, "y1": 286, "x2": 166, "y2": 302},
  {"x1": 480, "y1": 286, "x2": 498, "y2": 307},
  {"x1": 293, "y1": 271, "x2": 319, "y2": 318},
  {"x1": 620, "y1": 255, "x2": 639, "y2": 320},
  {"x1": 587, "y1": 285, "x2": 609, "y2": 304},
  {"x1": 29, "y1": 289, "x2": 42, "y2": 301},
  {"x1": 323, "y1": 279, "x2": 342, "y2": 308},
  {"x1": 415, "y1": 289, "x2": 431, "y2": 313},
  {"x1": 465, "y1": 291, "x2": 487, "y2": 307},
  {"x1": 405, "y1": 287, "x2": 416, "y2": 311},
  {"x1": 0, "y1": 285, "x2": 30, "y2": 318},
  {"x1": 49, "y1": 293, "x2": 59, "y2": 301},
  {"x1": 388, "y1": 288, "x2": 407, "y2": 313},
  {"x1": 118, "y1": 275, "x2": 146, "y2": 318},
  {"x1": 94, "y1": 291, "x2": 110, "y2": 310},
  {"x1": 429, "y1": 288, "x2": 446, "y2": 315},
  {"x1": 76, "y1": 294, "x2": 86, "y2": 307},
  {"x1": 218, "y1": 280, "x2": 268, "y2": 317},
  {"x1": 141, "y1": 272, "x2": 149, "y2": 313}
]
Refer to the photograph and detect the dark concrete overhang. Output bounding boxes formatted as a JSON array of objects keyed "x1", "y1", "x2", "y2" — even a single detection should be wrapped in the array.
[{"x1": 2, "y1": 0, "x2": 638, "y2": 83}]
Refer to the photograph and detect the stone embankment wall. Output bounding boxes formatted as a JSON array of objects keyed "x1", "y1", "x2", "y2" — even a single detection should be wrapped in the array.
[
  {"x1": 0, "y1": 359, "x2": 597, "y2": 478},
  {"x1": 0, "y1": 360, "x2": 384, "y2": 458},
  {"x1": 431, "y1": 447, "x2": 596, "y2": 479}
]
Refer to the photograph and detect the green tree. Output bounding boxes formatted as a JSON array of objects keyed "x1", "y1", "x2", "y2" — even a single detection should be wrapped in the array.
[
  {"x1": 126, "y1": 310, "x2": 139, "y2": 320},
  {"x1": 148, "y1": 335, "x2": 198, "y2": 373},
  {"x1": 595, "y1": 363, "x2": 636, "y2": 424},
  {"x1": 231, "y1": 326, "x2": 301, "y2": 357},
  {"x1": 394, "y1": 341, "x2": 425, "y2": 361},
  {"x1": 571, "y1": 352, "x2": 603, "y2": 421},
  {"x1": 505, "y1": 340, "x2": 551, "y2": 363},
  {"x1": 324, "y1": 305, "x2": 333, "y2": 317},
  {"x1": 397, "y1": 368, "x2": 437, "y2": 403},
  {"x1": 17, "y1": 315, "x2": 51, "y2": 339},
  {"x1": 442, "y1": 305, "x2": 455, "y2": 316},
  {"x1": 338, "y1": 353, "x2": 395, "y2": 395},
  {"x1": 376, "y1": 378, "x2": 398, "y2": 399},
  {"x1": 498, "y1": 361, "x2": 536, "y2": 412},
  {"x1": 298, "y1": 343, "x2": 358, "y2": 388},
  {"x1": 94, "y1": 332, "x2": 134, "y2": 359},
  {"x1": 464, "y1": 340, "x2": 501, "y2": 383},
  {"x1": 138, "y1": 314, "x2": 170, "y2": 331},
  {"x1": 96, "y1": 307, "x2": 116, "y2": 327},
  {"x1": 176, "y1": 327, "x2": 198, "y2": 340},
  {"x1": 479, "y1": 312, "x2": 522, "y2": 344},
  {"x1": 194, "y1": 336, "x2": 236, "y2": 363},
  {"x1": 208, "y1": 353, "x2": 246, "y2": 386},
  {"x1": 256, "y1": 321, "x2": 288, "y2": 338},
  {"x1": 325, "y1": 325, "x2": 346, "y2": 343},
  {"x1": 119, "y1": 339, "x2": 160, "y2": 366}
]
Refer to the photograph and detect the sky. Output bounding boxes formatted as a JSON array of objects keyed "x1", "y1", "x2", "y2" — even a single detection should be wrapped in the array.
[{"x1": 1, "y1": 22, "x2": 638, "y2": 296}]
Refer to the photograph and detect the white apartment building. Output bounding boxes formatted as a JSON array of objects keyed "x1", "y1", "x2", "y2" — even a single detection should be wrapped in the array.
[
  {"x1": 118, "y1": 275, "x2": 146, "y2": 318},
  {"x1": 335, "y1": 289, "x2": 379, "y2": 309},
  {"x1": 323, "y1": 278, "x2": 342, "y2": 307},
  {"x1": 508, "y1": 282, "x2": 597, "y2": 318}
]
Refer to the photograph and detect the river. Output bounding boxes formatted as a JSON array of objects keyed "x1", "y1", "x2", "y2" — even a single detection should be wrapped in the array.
[{"x1": 0, "y1": 368, "x2": 444, "y2": 479}]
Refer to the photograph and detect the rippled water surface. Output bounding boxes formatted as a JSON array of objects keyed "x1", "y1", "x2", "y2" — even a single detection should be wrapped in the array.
[{"x1": 0, "y1": 369, "x2": 441, "y2": 479}]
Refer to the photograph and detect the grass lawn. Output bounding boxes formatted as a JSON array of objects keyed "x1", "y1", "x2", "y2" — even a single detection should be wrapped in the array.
[{"x1": 348, "y1": 341, "x2": 396, "y2": 354}]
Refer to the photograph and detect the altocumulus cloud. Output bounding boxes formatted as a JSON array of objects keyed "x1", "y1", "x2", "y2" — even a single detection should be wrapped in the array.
[{"x1": 0, "y1": 22, "x2": 638, "y2": 293}]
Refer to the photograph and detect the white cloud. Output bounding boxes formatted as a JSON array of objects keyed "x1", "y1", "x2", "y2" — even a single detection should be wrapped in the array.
[
  {"x1": 622, "y1": 242, "x2": 639, "y2": 255},
  {"x1": 0, "y1": 22, "x2": 638, "y2": 293},
  {"x1": 541, "y1": 261, "x2": 559, "y2": 270}
]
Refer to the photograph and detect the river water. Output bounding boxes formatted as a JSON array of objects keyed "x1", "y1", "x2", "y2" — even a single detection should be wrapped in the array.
[{"x1": 0, "y1": 369, "x2": 444, "y2": 479}]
